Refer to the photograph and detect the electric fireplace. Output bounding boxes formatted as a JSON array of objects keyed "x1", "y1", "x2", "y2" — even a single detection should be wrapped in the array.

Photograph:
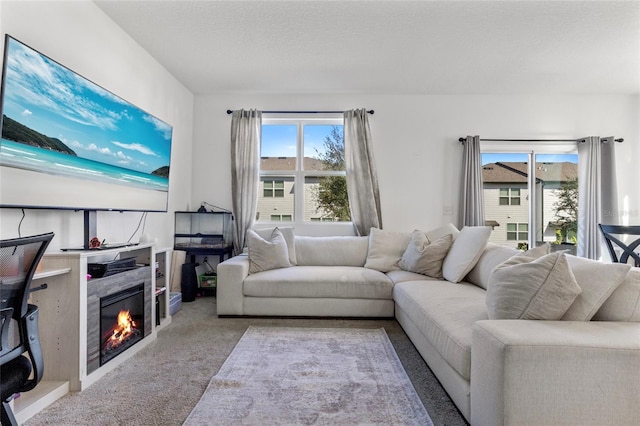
[{"x1": 99, "y1": 284, "x2": 145, "y2": 366}]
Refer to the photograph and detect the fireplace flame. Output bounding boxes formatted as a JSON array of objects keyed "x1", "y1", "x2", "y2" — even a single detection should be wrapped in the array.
[{"x1": 109, "y1": 310, "x2": 137, "y2": 346}]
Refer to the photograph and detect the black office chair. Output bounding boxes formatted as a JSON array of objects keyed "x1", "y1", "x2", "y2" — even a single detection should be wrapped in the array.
[
  {"x1": 598, "y1": 224, "x2": 640, "y2": 267},
  {"x1": 1, "y1": 232, "x2": 54, "y2": 426}
]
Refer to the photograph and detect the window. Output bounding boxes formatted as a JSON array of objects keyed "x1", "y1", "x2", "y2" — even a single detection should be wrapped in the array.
[
  {"x1": 263, "y1": 180, "x2": 285, "y2": 198},
  {"x1": 482, "y1": 149, "x2": 578, "y2": 250},
  {"x1": 499, "y1": 188, "x2": 520, "y2": 205},
  {"x1": 506, "y1": 223, "x2": 528, "y2": 241},
  {"x1": 257, "y1": 118, "x2": 349, "y2": 224}
]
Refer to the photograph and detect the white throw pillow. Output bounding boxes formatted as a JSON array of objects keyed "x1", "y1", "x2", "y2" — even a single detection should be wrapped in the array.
[
  {"x1": 593, "y1": 268, "x2": 640, "y2": 322},
  {"x1": 442, "y1": 226, "x2": 492, "y2": 283},
  {"x1": 253, "y1": 226, "x2": 297, "y2": 265},
  {"x1": 486, "y1": 250, "x2": 582, "y2": 320},
  {"x1": 562, "y1": 256, "x2": 631, "y2": 321},
  {"x1": 399, "y1": 232, "x2": 453, "y2": 278},
  {"x1": 247, "y1": 228, "x2": 291, "y2": 274},
  {"x1": 364, "y1": 228, "x2": 411, "y2": 272},
  {"x1": 425, "y1": 223, "x2": 460, "y2": 243}
]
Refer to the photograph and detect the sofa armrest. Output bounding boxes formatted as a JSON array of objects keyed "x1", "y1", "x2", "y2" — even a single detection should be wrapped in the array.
[
  {"x1": 471, "y1": 320, "x2": 640, "y2": 426},
  {"x1": 216, "y1": 254, "x2": 249, "y2": 316}
]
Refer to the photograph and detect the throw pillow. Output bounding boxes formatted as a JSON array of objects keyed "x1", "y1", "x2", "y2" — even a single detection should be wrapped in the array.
[
  {"x1": 561, "y1": 256, "x2": 631, "y2": 321},
  {"x1": 593, "y1": 268, "x2": 640, "y2": 322},
  {"x1": 253, "y1": 226, "x2": 297, "y2": 265},
  {"x1": 486, "y1": 250, "x2": 582, "y2": 320},
  {"x1": 247, "y1": 228, "x2": 291, "y2": 274},
  {"x1": 399, "y1": 232, "x2": 453, "y2": 278},
  {"x1": 425, "y1": 223, "x2": 460, "y2": 243},
  {"x1": 442, "y1": 226, "x2": 492, "y2": 283},
  {"x1": 364, "y1": 228, "x2": 411, "y2": 272}
]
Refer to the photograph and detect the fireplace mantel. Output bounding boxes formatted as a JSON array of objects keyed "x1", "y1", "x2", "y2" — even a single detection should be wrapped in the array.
[{"x1": 15, "y1": 243, "x2": 171, "y2": 423}]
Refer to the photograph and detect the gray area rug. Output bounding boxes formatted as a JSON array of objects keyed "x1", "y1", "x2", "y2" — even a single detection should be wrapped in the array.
[
  {"x1": 184, "y1": 326, "x2": 433, "y2": 425},
  {"x1": 25, "y1": 297, "x2": 466, "y2": 425}
]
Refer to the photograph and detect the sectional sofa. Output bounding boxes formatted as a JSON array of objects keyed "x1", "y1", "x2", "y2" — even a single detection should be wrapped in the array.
[{"x1": 217, "y1": 225, "x2": 640, "y2": 425}]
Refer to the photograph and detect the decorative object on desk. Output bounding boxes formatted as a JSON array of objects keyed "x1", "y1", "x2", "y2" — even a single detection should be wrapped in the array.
[
  {"x1": 598, "y1": 224, "x2": 640, "y2": 267},
  {"x1": 89, "y1": 237, "x2": 101, "y2": 249},
  {"x1": 184, "y1": 327, "x2": 433, "y2": 426},
  {"x1": 1, "y1": 232, "x2": 54, "y2": 426}
]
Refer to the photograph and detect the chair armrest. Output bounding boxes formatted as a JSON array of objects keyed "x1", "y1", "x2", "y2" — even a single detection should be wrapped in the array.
[
  {"x1": 21, "y1": 304, "x2": 43, "y2": 391},
  {"x1": 216, "y1": 254, "x2": 249, "y2": 316},
  {"x1": 471, "y1": 319, "x2": 640, "y2": 426}
]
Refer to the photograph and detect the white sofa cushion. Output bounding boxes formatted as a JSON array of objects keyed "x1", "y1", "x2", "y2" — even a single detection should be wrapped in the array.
[
  {"x1": 593, "y1": 268, "x2": 640, "y2": 321},
  {"x1": 562, "y1": 255, "x2": 631, "y2": 321},
  {"x1": 364, "y1": 228, "x2": 411, "y2": 272},
  {"x1": 393, "y1": 279, "x2": 488, "y2": 381},
  {"x1": 386, "y1": 269, "x2": 435, "y2": 285},
  {"x1": 425, "y1": 222, "x2": 460, "y2": 242},
  {"x1": 247, "y1": 228, "x2": 291, "y2": 274},
  {"x1": 244, "y1": 266, "x2": 393, "y2": 299},
  {"x1": 253, "y1": 226, "x2": 297, "y2": 265},
  {"x1": 295, "y1": 236, "x2": 369, "y2": 267},
  {"x1": 443, "y1": 226, "x2": 492, "y2": 283},
  {"x1": 486, "y1": 249, "x2": 581, "y2": 320},
  {"x1": 399, "y1": 232, "x2": 453, "y2": 278}
]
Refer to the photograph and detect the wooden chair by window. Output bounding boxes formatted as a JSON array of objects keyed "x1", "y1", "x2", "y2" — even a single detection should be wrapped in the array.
[
  {"x1": 598, "y1": 224, "x2": 640, "y2": 267},
  {"x1": 1, "y1": 232, "x2": 54, "y2": 426}
]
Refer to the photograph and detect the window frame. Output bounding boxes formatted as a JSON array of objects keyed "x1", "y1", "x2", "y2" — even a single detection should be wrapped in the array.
[
  {"x1": 481, "y1": 141, "x2": 578, "y2": 249},
  {"x1": 258, "y1": 116, "x2": 349, "y2": 227}
]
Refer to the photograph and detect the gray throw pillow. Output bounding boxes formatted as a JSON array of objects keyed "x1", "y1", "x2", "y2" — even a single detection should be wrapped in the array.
[
  {"x1": 247, "y1": 228, "x2": 291, "y2": 274},
  {"x1": 399, "y1": 232, "x2": 453, "y2": 278},
  {"x1": 486, "y1": 250, "x2": 582, "y2": 320}
]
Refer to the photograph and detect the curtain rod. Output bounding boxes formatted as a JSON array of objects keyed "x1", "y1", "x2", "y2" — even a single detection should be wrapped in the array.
[
  {"x1": 226, "y1": 109, "x2": 374, "y2": 115},
  {"x1": 458, "y1": 137, "x2": 624, "y2": 143}
]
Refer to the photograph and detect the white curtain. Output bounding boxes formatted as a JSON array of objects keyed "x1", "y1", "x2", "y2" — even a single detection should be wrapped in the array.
[
  {"x1": 460, "y1": 135, "x2": 485, "y2": 227},
  {"x1": 230, "y1": 109, "x2": 262, "y2": 255},
  {"x1": 344, "y1": 109, "x2": 382, "y2": 236},
  {"x1": 577, "y1": 136, "x2": 618, "y2": 259}
]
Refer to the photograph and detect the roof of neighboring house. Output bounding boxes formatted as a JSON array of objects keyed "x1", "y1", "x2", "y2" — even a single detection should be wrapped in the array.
[
  {"x1": 261, "y1": 157, "x2": 329, "y2": 171},
  {"x1": 482, "y1": 162, "x2": 577, "y2": 183}
]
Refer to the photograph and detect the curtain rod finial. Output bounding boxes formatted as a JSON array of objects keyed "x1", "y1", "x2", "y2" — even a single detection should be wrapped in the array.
[{"x1": 226, "y1": 109, "x2": 233, "y2": 114}]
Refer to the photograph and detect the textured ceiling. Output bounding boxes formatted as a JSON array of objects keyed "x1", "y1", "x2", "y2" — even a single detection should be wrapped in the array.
[{"x1": 94, "y1": 0, "x2": 640, "y2": 95}]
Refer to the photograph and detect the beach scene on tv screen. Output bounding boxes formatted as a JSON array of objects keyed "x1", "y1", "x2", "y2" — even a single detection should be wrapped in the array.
[{"x1": 0, "y1": 37, "x2": 172, "y2": 192}]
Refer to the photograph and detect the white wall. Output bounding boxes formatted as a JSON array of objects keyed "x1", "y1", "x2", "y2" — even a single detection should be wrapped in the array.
[
  {"x1": 0, "y1": 1, "x2": 194, "y2": 250},
  {"x1": 193, "y1": 93, "x2": 639, "y2": 235}
]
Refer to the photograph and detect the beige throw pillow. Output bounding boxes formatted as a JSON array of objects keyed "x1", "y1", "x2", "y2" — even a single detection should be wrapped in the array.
[
  {"x1": 442, "y1": 226, "x2": 492, "y2": 283},
  {"x1": 247, "y1": 228, "x2": 291, "y2": 274},
  {"x1": 399, "y1": 232, "x2": 453, "y2": 278},
  {"x1": 562, "y1": 256, "x2": 631, "y2": 321},
  {"x1": 364, "y1": 228, "x2": 411, "y2": 272},
  {"x1": 486, "y1": 250, "x2": 582, "y2": 320}
]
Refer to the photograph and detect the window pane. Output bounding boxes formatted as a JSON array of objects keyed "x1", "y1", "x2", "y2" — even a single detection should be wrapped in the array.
[
  {"x1": 303, "y1": 125, "x2": 345, "y2": 171},
  {"x1": 535, "y1": 153, "x2": 578, "y2": 251},
  {"x1": 304, "y1": 176, "x2": 350, "y2": 222},
  {"x1": 261, "y1": 125, "x2": 297, "y2": 171},
  {"x1": 482, "y1": 153, "x2": 529, "y2": 248},
  {"x1": 256, "y1": 176, "x2": 294, "y2": 222}
]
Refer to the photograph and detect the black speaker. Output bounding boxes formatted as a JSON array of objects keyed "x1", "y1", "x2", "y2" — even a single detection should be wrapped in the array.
[{"x1": 181, "y1": 263, "x2": 198, "y2": 302}]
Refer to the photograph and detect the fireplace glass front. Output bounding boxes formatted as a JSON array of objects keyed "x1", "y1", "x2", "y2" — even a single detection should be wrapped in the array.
[{"x1": 100, "y1": 283, "x2": 145, "y2": 366}]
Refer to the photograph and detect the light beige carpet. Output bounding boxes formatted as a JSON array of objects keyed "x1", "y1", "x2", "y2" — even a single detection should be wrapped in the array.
[{"x1": 184, "y1": 326, "x2": 433, "y2": 426}]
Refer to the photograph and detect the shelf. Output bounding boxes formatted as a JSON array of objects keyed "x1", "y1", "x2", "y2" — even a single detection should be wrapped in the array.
[{"x1": 33, "y1": 267, "x2": 71, "y2": 280}]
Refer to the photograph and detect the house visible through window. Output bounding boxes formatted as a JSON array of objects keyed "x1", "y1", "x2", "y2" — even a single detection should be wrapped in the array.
[
  {"x1": 257, "y1": 117, "x2": 349, "y2": 224},
  {"x1": 482, "y1": 150, "x2": 578, "y2": 252}
]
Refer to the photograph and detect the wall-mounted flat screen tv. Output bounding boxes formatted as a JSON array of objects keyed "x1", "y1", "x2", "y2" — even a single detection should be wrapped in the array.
[{"x1": 0, "y1": 35, "x2": 173, "y2": 212}]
